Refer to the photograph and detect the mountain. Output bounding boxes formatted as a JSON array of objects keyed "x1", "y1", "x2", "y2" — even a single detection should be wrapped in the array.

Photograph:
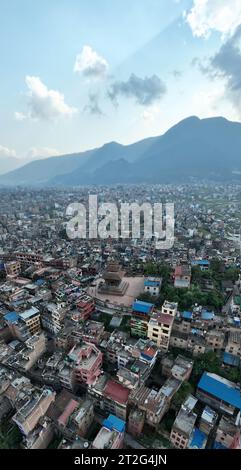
[
  {"x1": 0, "y1": 155, "x2": 23, "y2": 175},
  {"x1": 1, "y1": 116, "x2": 241, "y2": 186}
]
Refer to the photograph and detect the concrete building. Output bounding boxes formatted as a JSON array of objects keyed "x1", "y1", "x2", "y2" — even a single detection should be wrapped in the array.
[
  {"x1": 147, "y1": 311, "x2": 174, "y2": 352},
  {"x1": 68, "y1": 343, "x2": 103, "y2": 386},
  {"x1": 88, "y1": 375, "x2": 130, "y2": 420},
  {"x1": 144, "y1": 277, "x2": 162, "y2": 297},
  {"x1": 92, "y1": 414, "x2": 125, "y2": 450},
  {"x1": 197, "y1": 372, "x2": 241, "y2": 416},
  {"x1": 12, "y1": 387, "x2": 55, "y2": 436},
  {"x1": 72, "y1": 293, "x2": 95, "y2": 321},
  {"x1": 41, "y1": 303, "x2": 66, "y2": 335},
  {"x1": 127, "y1": 408, "x2": 145, "y2": 437},
  {"x1": 174, "y1": 265, "x2": 191, "y2": 289},
  {"x1": 4, "y1": 261, "x2": 21, "y2": 278},
  {"x1": 131, "y1": 301, "x2": 154, "y2": 338},
  {"x1": 21, "y1": 417, "x2": 54, "y2": 449},
  {"x1": 199, "y1": 406, "x2": 218, "y2": 436},
  {"x1": 19, "y1": 307, "x2": 41, "y2": 336},
  {"x1": 170, "y1": 398, "x2": 197, "y2": 449},
  {"x1": 214, "y1": 415, "x2": 240, "y2": 449}
]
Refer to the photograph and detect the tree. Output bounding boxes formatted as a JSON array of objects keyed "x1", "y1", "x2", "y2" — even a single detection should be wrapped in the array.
[{"x1": 172, "y1": 382, "x2": 194, "y2": 410}]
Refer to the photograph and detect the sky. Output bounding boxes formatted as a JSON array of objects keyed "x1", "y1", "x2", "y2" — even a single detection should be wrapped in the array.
[{"x1": 1, "y1": 0, "x2": 241, "y2": 160}]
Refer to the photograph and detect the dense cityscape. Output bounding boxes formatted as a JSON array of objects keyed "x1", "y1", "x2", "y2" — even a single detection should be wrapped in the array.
[{"x1": 0, "y1": 184, "x2": 240, "y2": 450}]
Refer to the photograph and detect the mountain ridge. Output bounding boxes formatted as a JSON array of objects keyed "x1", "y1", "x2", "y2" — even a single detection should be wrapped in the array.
[{"x1": 1, "y1": 115, "x2": 241, "y2": 186}]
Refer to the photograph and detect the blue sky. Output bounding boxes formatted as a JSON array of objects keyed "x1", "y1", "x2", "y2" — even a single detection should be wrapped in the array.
[{"x1": 1, "y1": 0, "x2": 241, "y2": 160}]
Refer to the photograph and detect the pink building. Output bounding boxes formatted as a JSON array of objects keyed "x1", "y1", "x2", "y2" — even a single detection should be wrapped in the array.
[{"x1": 68, "y1": 343, "x2": 103, "y2": 386}]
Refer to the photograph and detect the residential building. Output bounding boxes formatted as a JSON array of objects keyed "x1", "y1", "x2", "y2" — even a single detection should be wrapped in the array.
[
  {"x1": 68, "y1": 343, "x2": 103, "y2": 386},
  {"x1": 174, "y1": 265, "x2": 191, "y2": 289},
  {"x1": 18, "y1": 307, "x2": 41, "y2": 336},
  {"x1": 131, "y1": 301, "x2": 154, "y2": 338},
  {"x1": 214, "y1": 415, "x2": 240, "y2": 449},
  {"x1": 144, "y1": 277, "x2": 162, "y2": 297},
  {"x1": 147, "y1": 311, "x2": 174, "y2": 352},
  {"x1": 197, "y1": 372, "x2": 241, "y2": 416},
  {"x1": 12, "y1": 388, "x2": 55, "y2": 436},
  {"x1": 92, "y1": 414, "x2": 125, "y2": 450},
  {"x1": 170, "y1": 398, "x2": 197, "y2": 449},
  {"x1": 127, "y1": 408, "x2": 145, "y2": 437}
]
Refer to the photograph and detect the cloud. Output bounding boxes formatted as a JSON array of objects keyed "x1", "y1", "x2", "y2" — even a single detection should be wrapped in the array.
[
  {"x1": 0, "y1": 145, "x2": 17, "y2": 158},
  {"x1": 140, "y1": 105, "x2": 160, "y2": 122},
  {"x1": 24, "y1": 76, "x2": 77, "y2": 120},
  {"x1": 108, "y1": 73, "x2": 167, "y2": 106},
  {"x1": 200, "y1": 25, "x2": 241, "y2": 116},
  {"x1": 74, "y1": 46, "x2": 109, "y2": 79},
  {"x1": 185, "y1": 0, "x2": 241, "y2": 38},
  {"x1": 14, "y1": 111, "x2": 27, "y2": 121},
  {"x1": 84, "y1": 93, "x2": 103, "y2": 116},
  {"x1": 27, "y1": 147, "x2": 60, "y2": 159},
  {"x1": 172, "y1": 69, "x2": 182, "y2": 79}
]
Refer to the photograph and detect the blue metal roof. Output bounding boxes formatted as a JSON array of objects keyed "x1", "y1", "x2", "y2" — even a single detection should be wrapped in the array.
[
  {"x1": 35, "y1": 279, "x2": 45, "y2": 286},
  {"x1": 4, "y1": 312, "x2": 19, "y2": 324},
  {"x1": 103, "y1": 414, "x2": 125, "y2": 433},
  {"x1": 201, "y1": 310, "x2": 214, "y2": 320},
  {"x1": 132, "y1": 300, "x2": 154, "y2": 314},
  {"x1": 213, "y1": 441, "x2": 227, "y2": 450},
  {"x1": 192, "y1": 260, "x2": 210, "y2": 266},
  {"x1": 223, "y1": 352, "x2": 240, "y2": 367},
  {"x1": 189, "y1": 428, "x2": 207, "y2": 449},
  {"x1": 144, "y1": 280, "x2": 159, "y2": 287},
  {"x1": 198, "y1": 372, "x2": 241, "y2": 410},
  {"x1": 182, "y1": 311, "x2": 193, "y2": 320}
]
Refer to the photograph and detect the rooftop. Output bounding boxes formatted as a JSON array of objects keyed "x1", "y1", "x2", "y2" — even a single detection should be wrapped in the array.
[
  {"x1": 198, "y1": 372, "x2": 241, "y2": 410},
  {"x1": 104, "y1": 379, "x2": 130, "y2": 405},
  {"x1": 132, "y1": 300, "x2": 154, "y2": 314}
]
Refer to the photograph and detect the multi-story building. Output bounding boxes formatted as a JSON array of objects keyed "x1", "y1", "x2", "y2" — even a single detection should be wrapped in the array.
[
  {"x1": 127, "y1": 408, "x2": 145, "y2": 437},
  {"x1": 130, "y1": 301, "x2": 154, "y2": 338},
  {"x1": 41, "y1": 303, "x2": 66, "y2": 335},
  {"x1": 206, "y1": 330, "x2": 225, "y2": 352},
  {"x1": 12, "y1": 387, "x2": 55, "y2": 436},
  {"x1": 224, "y1": 330, "x2": 241, "y2": 364},
  {"x1": 197, "y1": 372, "x2": 241, "y2": 416},
  {"x1": 72, "y1": 293, "x2": 95, "y2": 321},
  {"x1": 174, "y1": 265, "x2": 191, "y2": 289},
  {"x1": 170, "y1": 397, "x2": 197, "y2": 449},
  {"x1": 214, "y1": 416, "x2": 240, "y2": 449},
  {"x1": 21, "y1": 417, "x2": 54, "y2": 449},
  {"x1": 88, "y1": 374, "x2": 130, "y2": 420},
  {"x1": 92, "y1": 414, "x2": 125, "y2": 450},
  {"x1": 148, "y1": 311, "x2": 174, "y2": 352},
  {"x1": 199, "y1": 406, "x2": 218, "y2": 436},
  {"x1": 18, "y1": 307, "x2": 41, "y2": 336},
  {"x1": 16, "y1": 333, "x2": 46, "y2": 371},
  {"x1": 68, "y1": 343, "x2": 103, "y2": 386},
  {"x1": 4, "y1": 261, "x2": 21, "y2": 278},
  {"x1": 144, "y1": 277, "x2": 162, "y2": 297}
]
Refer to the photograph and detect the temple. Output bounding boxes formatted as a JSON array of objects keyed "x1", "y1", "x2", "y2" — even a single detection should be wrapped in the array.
[{"x1": 98, "y1": 260, "x2": 129, "y2": 296}]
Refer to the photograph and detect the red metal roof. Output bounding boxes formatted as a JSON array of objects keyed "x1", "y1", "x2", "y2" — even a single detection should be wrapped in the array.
[{"x1": 104, "y1": 380, "x2": 130, "y2": 405}]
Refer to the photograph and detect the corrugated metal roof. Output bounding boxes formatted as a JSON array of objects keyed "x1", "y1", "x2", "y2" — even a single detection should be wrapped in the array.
[
  {"x1": 132, "y1": 300, "x2": 154, "y2": 314},
  {"x1": 103, "y1": 414, "x2": 125, "y2": 433},
  {"x1": 198, "y1": 372, "x2": 241, "y2": 410},
  {"x1": 4, "y1": 312, "x2": 19, "y2": 324}
]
